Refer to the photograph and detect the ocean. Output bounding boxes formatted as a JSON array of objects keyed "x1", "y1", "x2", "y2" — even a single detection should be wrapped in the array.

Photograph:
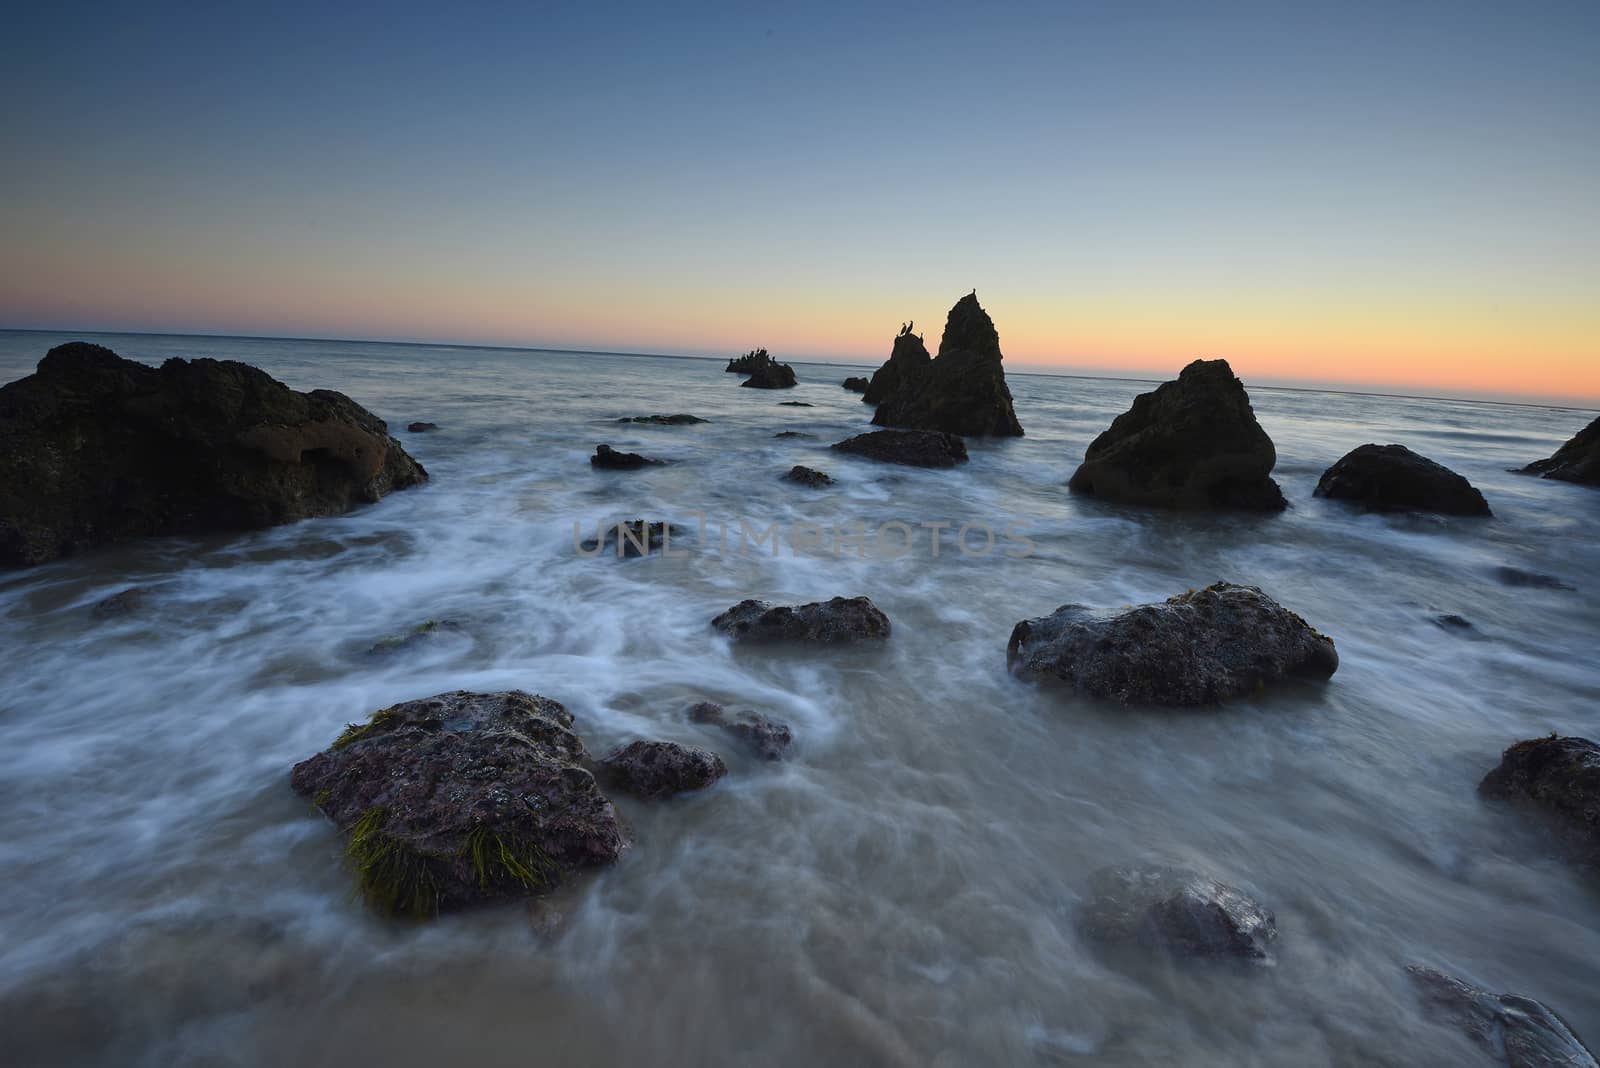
[{"x1": 1, "y1": 329, "x2": 1596, "y2": 1066}]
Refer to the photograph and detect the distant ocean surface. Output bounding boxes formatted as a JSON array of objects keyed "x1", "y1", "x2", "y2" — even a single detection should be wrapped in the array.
[{"x1": 2, "y1": 329, "x2": 1597, "y2": 1067}]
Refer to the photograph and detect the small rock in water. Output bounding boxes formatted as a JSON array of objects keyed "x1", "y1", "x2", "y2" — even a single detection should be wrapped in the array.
[
  {"x1": 617, "y1": 413, "x2": 706, "y2": 425},
  {"x1": 773, "y1": 431, "x2": 810, "y2": 439},
  {"x1": 590, "y1": 443, "x2": 662, "y2": 469},
  {"x1": 581, "y1": 520, "x2": 687, "y2": 557},
  {"x1": 1520, "y1": 414, "x2": 1600, "y2": 486},
  {"x1": 1492, "y1": 566, "x2": 1574, "y2": 591},
  {"x1": 599, "y1": 740, "x2": 727, "y2": 800},
  {"x1": 91, "y1": 587, "x2": 146, "y2": 619},
  {"x1": 784, "y1": 465, "x2": 834, "y2": 488},
  {"x1": 778, "y1": 401, "x2": 813, "y2": 407},
  {"x1": 689, "y1": 701, "x2": 795, "y2": 761},
  {"x1": 406, "y1": 421, "x2": 439, "y2": 433},
  {"x1": 842, "y1": 377, "x2": 870, "y2": 393},
  {"x1": 712, "y1": 596, "x2": 891, "y2": 644},
  {"x1": 1007, "y1": 582, "x2": 1338, "y2": 705},
  {"x1": 1315, "y1": 443, "x2": 1491, "y2": 516},
  {"x1": 741, "y1": 360, "x2": 798, "y2": 389},
  {"x1": 1433, "y1": 614, "x2": 1474, "y2": 632},
  {"x1": 831, "y1": 429, "x2": 968, "y2": 468},
  {"x1": 1408, "y1": 965, "x2": 1598, "y2": 1067},
  {"x1": 366, "y1": 618, "x2": 464, "y2": 657},
  {"x1": 1078, "y1": 865, "x2": 1278, "y2": 963},
  {"x1": 1478, "y1": 735, "x2": 1600, "y2": 859}
]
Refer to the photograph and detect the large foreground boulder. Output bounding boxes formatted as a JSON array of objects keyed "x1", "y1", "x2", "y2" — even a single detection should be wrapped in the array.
[
  {"x1": 0, "y1": 342, "x2": 427, "y2": 568},
  {"x1": 1078, "y1": 865, "x2": 1277, "y2": 963},
  {"x1": 1479, "y1": 735, "x2": 1599, "y2": 858},
  {"x1": 1067, "y1": 359, "x2": 1285, "y2": 511},
  {"x1": 869, "y1": 295, "x2": 1023, "y2": 436},
  {"x1": 861, "y1": 325, "x2": 931, "y2": 405},
  {"x1": 831, "y1": 429, "x2": 968, "y2": 468},
  {"x1": 290, "y1": 691, "x2": 628, "y2": 917},
  {"x1": 1521, "y1": 415, "x2": 1600, "y2": 486},
  {"x1": 599, "y1": 740, "x2": 726, "y2": 800},
  {"x1": 712, "y1": 596, "x2": 891, "y2": 644},
  {"x1": 1315, "y1": 444, "x2": 1491, "y2": 516},
  {"x1": 1409, "y1": 966, "x2": 1598, "y2": 1067},
  {"x1": 1007, "y1": 582, "x2": 1338, "y2": 704}
]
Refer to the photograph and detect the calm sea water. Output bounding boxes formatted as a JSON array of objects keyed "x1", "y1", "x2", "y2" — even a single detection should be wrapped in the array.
[{"x1": 1, "y1": 329, "x2": 1597, "y2": 1067}]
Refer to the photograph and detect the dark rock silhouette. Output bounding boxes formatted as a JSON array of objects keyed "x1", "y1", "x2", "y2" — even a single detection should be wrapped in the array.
[
  {"x1": 91, "y1": 587, "x2": 146, "y2": 620},
  {"x1": 1409, "y1": 966, "x2": 1598, "y2": 1068},
  {"x1": 590, "y1": 444, "x2": 661, "y2": 469},
  {"x1": 599, "y1": 740, "x2": 726, "y2": 800},
  {"x1": 778, "y1": 400, "x2": 812, "y2": 406},
  {"x1": 831, "y1": 428, "x2": 968, "y2": 468},
  {"x1": 1479, "y1": 735, "x2": 1599, "y2": 859},
  {"x1": 772, "y1": 431, "x2": 809, "y2": 439},
  {"x1": 1007, "y1": 582, "x2": 1338, "y2": 704},
  {"x1": 0, "y1": 342, "x2": 427, "y2": 568},
  {"x1": 1521, "y1": 415, "x2": 1600, "y2": 486},
  {"x1": 406, "y1": 421, "x2": 438, "y2": 433},
  {"x1": 842, "y1": 377, "x2": 870, "y2": 393},
  {"x1": 1067, "y1": 359, "x2": 1285, "y2": 511},
  {"x1": 784, "y1": 465, "x2": 834, "y2": 487},
  {"x1": 689, "y1": 702, "x2": 794, "y2": 761},
  {"x1": 712, "y1": 596, "x2": 891, "y2": 644},
  {"x1": 617, "y1": 413, "x2": 707, "y2": 425},
  {"x1": 861, "y1": 327, "x2": 931, "y2": 405},
  {"x1": 740, "y1": 356, "x2": 798, "y2": 389},
  {"x1": 1492, "y1": 566, "x2": 1574, "y2": 591},
  {"x1": 869, "y1": 294, "x2": 1023, "y2": 436},
  {"x1": 580, "y1": 519, "x2": 687, "y2": 557},
  {"x1": 1078, "y1": 865, "x2": 1277, "y2": 963},
  {"x1": 289, "y1": 690, "x2": 628, "y2": 917},
  {"x1": 725, "y1": 349, "x2": 770, "y2": 374},
  {"x1": 1315, "y1": 444, "x2": 1491, "y2": 516}
]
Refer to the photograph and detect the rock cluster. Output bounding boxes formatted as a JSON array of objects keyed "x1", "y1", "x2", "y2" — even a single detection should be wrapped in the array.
[
  {"x1": 0, "y1": 342, "x2": 427, "y2": 567},
  {"x1": 712, "y1": 596, "x2": 891, "y2": 644},
  {"x1": 1068, "y1": 359, "x2": 1285, "y2": 511},
  {"x1": 867, "y1": 296, "x2": 1023, "y2": 436},
  {"x1": 831, "y1": 428, "x2": 968, "y2": 468},
  {"x1": 1315, "y1": 444, "x2": 1491, "y2": 516},
  {"x1": 1521, "y1": 415, "x2": 1600, "y2": 485}
]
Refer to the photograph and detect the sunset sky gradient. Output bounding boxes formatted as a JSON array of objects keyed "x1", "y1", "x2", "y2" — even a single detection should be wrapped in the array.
[{"x1": 2, "y1": 2, "x2": 1596, "y2": 402}]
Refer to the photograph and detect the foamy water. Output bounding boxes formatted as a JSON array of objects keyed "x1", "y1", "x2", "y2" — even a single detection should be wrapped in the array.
[{"x1": 1, "y1": 330, "x2": 1597, "y2": 1066}]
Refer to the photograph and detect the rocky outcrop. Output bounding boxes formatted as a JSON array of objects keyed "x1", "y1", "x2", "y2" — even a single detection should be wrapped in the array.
[
  {"x1": 740, "y1": 357, "x2": 798, "y2": 389},
  {"x1": 1409, "y1": 966, "x2": 1598, "y2": 1068},
  {"x1": 830, "y1": 429, "x2": 968, "y2": 468},
  {"x1": 617, "y1": 413, "x2": 706, "y2": 425},
  {"x1": 1521, "y1": 415, "x2": 1600, "y2": 486},
  {"x1": 726, "y1": 349, "x2": 770, "y2": 374},
  {"x1": 1007, "y1": 582, "x2": 1338, "y2": 704},
  {"x1": 599, "y1": 741, "x2": 726, "y2": 800},
  {"x1": 842, "y1": 377, "x2": 870, "y2": 393},
  {"x1": 689, "y1": 702, "x2": 794, "y2": 761},
  {"x1": 0, "y1": 342, "x2": 428, "y2": 568},
  {"x1": 862, "y1": 325, "x2": 932, "y2": 405},
  {"x1": 1067, "y1": 359, "x2": 1285, "y2": 511},
  {"x1": 1078, "y1": 865, "x2": 1277, "y2": 962},
  {"x1": 1479, "y1": 735, "x2": 1599, "y2": 858},
  {"x1": 406, "y1": 421, "x2": 438, "y2": 433},
  {"x1": 784, "y1": 465, "x2": 833, "y2": 487},
  {"x1": 1315, "y1": 444, "x2": 1491, "y2": 516},
  {"x1": 580, "y1": 520, "x2": 687, "y2": 557},
  {"x1": 289, "y1": 690, "x2": 628, "y2": 917},
  {"x1": 712, "y1": 596, "x2": 891, "y2": 644},
  {"x1": 869, "y1": 296, "x2": 1024, "y2": 436},
  {"x1": 590, "y1": 444, "x2": 662, "y2": 469}
]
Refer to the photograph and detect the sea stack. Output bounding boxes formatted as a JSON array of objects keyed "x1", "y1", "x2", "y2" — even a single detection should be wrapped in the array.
[
  {"x1": 1521, "y1": 415, "x2": 1600, "y2": 486},
  {"x1": 1067, "y1": 358, "x2": 1285, "y2": 511},
  {"x1": 0, "y1": 342, "x2": 427, "y2": 568},
  {"x1": 862, "y1": 325, "x2": 932, "y2": 404},
  {"x1": 868, "y1": 294, "x2": 1024, "y2": 436}
]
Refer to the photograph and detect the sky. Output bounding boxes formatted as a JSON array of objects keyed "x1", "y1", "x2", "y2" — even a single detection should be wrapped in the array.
[{"x1": 1, "y1": 1, "x2": 1596, "y2": 403}]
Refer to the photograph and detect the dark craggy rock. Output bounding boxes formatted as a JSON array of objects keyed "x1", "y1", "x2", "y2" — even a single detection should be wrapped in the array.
[
  {"x1": 842, "y1": 377, "x2": 870, "y2": 394},
  {"x1": 725, "y1": 349, "x2": 770, "y2": 374},
  {"x1": 289, "y1": 690, "x2": 628, "y2": 917},
  {"x1": 689, "y1": 702, "x2": 795, "y2": 761},
  {"x1": 1067, "y1": 359, "x2": 1285, "y2": 511},
  {"x1": 784, "y1": 465, "x2": 834, "y2": 488},
  {"x1": 830, "y1": 429, "x2": 968, "y2": 468},
  {"x1": 862, "y1": 325, "x2": 932, "y2": 405},
  {"x1": 740, "y1": 358, "x2": 798, "y2": 390},
  {"x1": 1479, "y1": 735, "x2": 1600, "y2": 858},
  {"x1": 0, "y1": 342, "x2": 428, "y2": 568},
  {"x1": 712, "y1": 596, "x2": 891, "y2": 644},
  {"x1": 406, "y1": 421, "x2": 438, "y2": 433},
  {"x1": 870, "y1": 294, "x2": 1024, "y2": 436},
  {"x1": 599, "y1": 740, "x2": 726, "y2": 800},
  {"x1": 580, "y1": 519, "x2": 688, "y2": 558},
  {"x1": 1409, "y1": 966, "x2": 1598, "y2": 1068},
  {"x1": 1315, "y1": 444, "x2": 1491, "y2": 516},
  {"x1": 1007, "y1": 582, "x2": 1338, "y2": 705},
  {"x1": 1521, "y1": 415, "x2": 1600, "y2": 486},
  {"x1": 617, "y1": 413, "x2": 707, "y2": 425},
  {"x1": 1078, "y1": 865, "x2": 1277, "y2": 963},
  {"x1": 590, "y1": 443, "x2": 662, "y2": 470}
]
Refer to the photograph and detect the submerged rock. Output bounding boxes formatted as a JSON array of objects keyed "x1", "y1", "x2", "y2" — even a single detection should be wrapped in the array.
[
  {"x1": 580, "y1": 520, "x2": 688, "y2": 557},
  {"x1": 366, "y1": 618, "x2": 465, "y2": 657},
  {"x1": 725, "y1": 349, "x2": 770, "y2": 374},
  {"x1": 406, "y1": 421, "x2": 438, "y2": 433},
  {"x1": 1492, "y1": 567, "x2": 1574, "y2": 591},
  {"x1": 1433, "y1": 614, "x2": 1475, "y2": 632},
  {"x1": 0, "y1": 342, "x2": 428, "y2": 568},
  {"x1": 1521, "y1": 415, "x2": 1600, "y2": 486},
  {"x1": 870, "y1": 295, "x2": 1024, "y2": 436},
  {"x1": 1479, "y1": 735, "x2": 1600, "y2": 858},
  {"x1": 617, "y1": 413, "x2": 707, "y2": 425},
  {"x1": 772, "y1": 430, "x2": 809, "y2": 439},
  {"x1": 688, "y1": 702, "x2": 795, "y2": 761},
  {"x1": 830, "y1": 428, "x2": 968, "y2": 468},
  {"x1": 778, "y1": 401, "x2": 813, "y2": 407},
  {"x1": 590, "y1": 443, "x2": 662, "y2": 470},
  {"x1": 1078, "y1": 865, "x2": 1277, "y2": 962},
  {"x1": 1007, "y1": 582, "x2": 1338, "y2": 705},
  {"x1": 784, "y1": 465, "x2": 834, "y2": 488},
  {"x1": 599, "y1": 740, "x2": 726, "y2": 800},
  {"x1": 842, "y1": 377, "x2": 870, "y2": 393},
  {"x1": 862, "y1": 325, "x2": 932, "y2": 405},
  {"x1": 90, "y1": 587, "x2": 146, "y2": 620},
  {"x1": 1067, "y1": 359, "x2": 1285, "y2": 512},
  {"x1": 289, "y1": 690, "x2": 628, "y2": 917},
  {"x1": 1315, "y1": 444, "x2": 1491, "y2": 516},
  {"x1": 712, "y1": 596, "x2": 891, "y2": 644},
  {"x1": 1409, "y1": 966, "x2": 1598, "y2": 1068}
]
